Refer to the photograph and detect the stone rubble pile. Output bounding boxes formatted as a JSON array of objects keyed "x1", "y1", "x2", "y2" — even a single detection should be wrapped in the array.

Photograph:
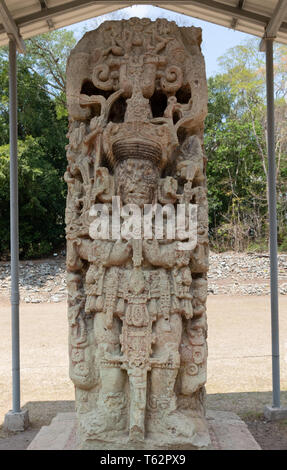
[
  {"x1": 0, "y1": 257, "x2": 67, "y2": 304},
  {"x1": 0, "y1": 252, "x2": 287, "y2": 303},
  {"x1": 208, "y1": 252, "x2": 287, "y2": 296}
]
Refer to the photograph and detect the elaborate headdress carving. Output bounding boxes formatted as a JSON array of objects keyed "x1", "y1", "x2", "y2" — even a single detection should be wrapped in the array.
[
  {"x1": 103, "y1": 121, "x2": 178, "y2": 169},
  {"x1": 66, "y1": 17, "x2": 208, "y2": 167}
]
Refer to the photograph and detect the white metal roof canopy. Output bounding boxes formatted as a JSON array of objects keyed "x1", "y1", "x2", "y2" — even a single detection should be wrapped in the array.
[
  {"x1": 2, "y1": 0, "x2": 287, "y2": 50},
  {"x1": 1, "y1": 0, "x2": 287, "y2": 431}
]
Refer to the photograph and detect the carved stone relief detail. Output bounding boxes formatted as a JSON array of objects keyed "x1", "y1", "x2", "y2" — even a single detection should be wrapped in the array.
[{"x1": 65, "y1": 17, "x2": 210, "y2": 450}]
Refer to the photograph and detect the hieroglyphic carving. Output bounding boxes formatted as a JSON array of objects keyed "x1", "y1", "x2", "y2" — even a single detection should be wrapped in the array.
[{"x1": 65, "y1": 17, "x2": 210, "y2": 449}]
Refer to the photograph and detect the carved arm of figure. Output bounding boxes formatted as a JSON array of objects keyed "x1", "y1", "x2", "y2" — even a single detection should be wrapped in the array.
[
  {"x1": 107, "y1": 239, "x2": 133, "y2": 266},
  {"x1": 176, "y1": 135, "x2": 204, "y2": 186},
  {"x1": 143, "y1": 233, "x2": 207, "y2": 275},
  {"x1": 77, "y1": 238, "x2": 132, "y2": 266},
  {"x1": 92, "y1": 167, "x2": 115, "y2": 203},
  {"x1": 143, "y1": 239, "x2": 191, "y2": 269}
]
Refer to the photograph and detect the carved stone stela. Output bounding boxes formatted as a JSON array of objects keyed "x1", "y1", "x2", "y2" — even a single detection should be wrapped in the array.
[{"x1": 65, "y1": 18, "x2": 210, "y2": 450}]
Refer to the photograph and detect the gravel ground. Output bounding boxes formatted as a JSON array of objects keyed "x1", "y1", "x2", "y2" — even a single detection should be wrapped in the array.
[
  {"x1": 208, "y1": 252, "x2": 287, "y2": 296},
  {"x1": 1, "y1": 251, "x2": 287, "y2": 303}
]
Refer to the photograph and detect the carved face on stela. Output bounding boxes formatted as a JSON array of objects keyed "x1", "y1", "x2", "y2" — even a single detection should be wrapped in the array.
[{"x1": 115, "y1": 157, "x2": 159, "y2": 207}]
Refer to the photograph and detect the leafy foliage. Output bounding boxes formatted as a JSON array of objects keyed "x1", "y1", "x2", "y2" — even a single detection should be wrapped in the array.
[
  {"x1": 205, "y1": 39, "x2": 287, "y2": 251},
  {"x1": 0, "y1": 34, "x2": 71, "y2": 259},
  {"x1": 0, "y1": 137, "x2": 66, "y2": 258}
]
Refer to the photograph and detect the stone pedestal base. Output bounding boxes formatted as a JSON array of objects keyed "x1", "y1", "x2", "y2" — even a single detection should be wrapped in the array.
[
  {"x1": 4, "y1": 409, "x2": 29, "y2": 432},
  {"x1": 27, "y1": 410, "x2": 261, "y2": 451},
  {"x1": 264, "y1": 405, "x2": 287, "y2": 421}
]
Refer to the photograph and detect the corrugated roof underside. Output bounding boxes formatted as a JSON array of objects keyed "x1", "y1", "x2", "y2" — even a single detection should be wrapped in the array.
[{"x1": 1, "y1": 0, "x2": 287, "y2": 46}]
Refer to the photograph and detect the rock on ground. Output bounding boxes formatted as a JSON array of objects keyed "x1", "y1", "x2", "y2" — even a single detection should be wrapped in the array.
[{"x1": 0, "y1": 252, "x2": 287, "y2": 303}]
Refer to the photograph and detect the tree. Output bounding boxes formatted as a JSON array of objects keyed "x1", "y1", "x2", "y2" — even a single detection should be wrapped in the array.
[
  {"x1": 0, "y1": 45, "x2": 69, "y2": 171},
  {"x1": 0, "y1": 136, "x2": 66, "y2": 258},
  {"x1": 23, "y1": 29, "x2": 77, "y2": 116},
  {"x1": 205, "y1": 39, "x2": 287, "y2": 251},
  {"x1": 0, "y1": 39, "x2": 70, "y2": 258}
]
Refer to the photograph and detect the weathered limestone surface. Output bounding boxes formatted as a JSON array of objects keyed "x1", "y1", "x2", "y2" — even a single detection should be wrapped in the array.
[
  {"x1": 65, "y1": 17, "x2": 209, "y2": 450},
  {"x1": 27, "y1": 411, "x2": 262, "y2": 450}
]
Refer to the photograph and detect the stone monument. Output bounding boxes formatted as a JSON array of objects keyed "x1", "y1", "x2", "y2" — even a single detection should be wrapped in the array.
[{"x1": 65, "y1": 17, "x2": 209, "y2": 450}]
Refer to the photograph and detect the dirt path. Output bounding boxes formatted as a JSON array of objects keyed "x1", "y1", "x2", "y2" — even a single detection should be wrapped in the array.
[{"x1": 0, "y1": 295, "x2": 287, "y2": 449}]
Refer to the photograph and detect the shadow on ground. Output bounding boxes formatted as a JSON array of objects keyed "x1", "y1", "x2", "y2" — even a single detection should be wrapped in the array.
[
  {"x1": 207, "y1": 391, "x2": 287, "y2": 450},
  {"x1": 0, "y1": 400, "x2": 75, "y2": 450},
  {"x1": 207, "y1": 390, "x2": 287, "y2": 416},
  {"x1": 0, "y1": 392, "x2": 287, "y2": 450}
]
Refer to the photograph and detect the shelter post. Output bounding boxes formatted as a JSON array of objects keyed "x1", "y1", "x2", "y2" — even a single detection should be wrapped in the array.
[
  {"x1": 263, "y1": 37, "x2": 287, "y2": 420},
  {"x1": 9, "y1": 37, "x2": 20, "y2": 414},
  {"x1": 3, "y1": 37, "x2": 29, "y2": 432}
]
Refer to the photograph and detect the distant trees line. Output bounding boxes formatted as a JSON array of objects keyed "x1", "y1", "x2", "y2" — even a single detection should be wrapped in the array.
[{"x1": 0, "y1": 29, "x2": 286, "y2": 259}]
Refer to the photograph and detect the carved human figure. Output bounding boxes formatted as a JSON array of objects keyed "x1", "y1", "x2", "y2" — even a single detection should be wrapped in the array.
[{"x1": 65, "y1": 18, "x2": 209, "y2": 450}]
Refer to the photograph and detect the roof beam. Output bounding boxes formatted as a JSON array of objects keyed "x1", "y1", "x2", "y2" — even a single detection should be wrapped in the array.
[
  {"x1": 4, "y1": 0, "x2": 106, "y2": 30},
  {"x1": 260, "y1": 0, "x2": 287, "y2": 51},
  {"x1": 231, "y1": 0, "x2": 245, "y2": 30},
  {"x1": 0, "y1": 0, "x2": 287, "y2": 35},
  {"x1": 176, "y1": 0, "x2": 286, "y2": 27},
  {"x1": 0, "y1": 0, "x2": 99, "y2": 36},
  {"x1": 38, "y1": 0, "x2": 54, "y2": 30},
  {"x1": 0, "y1": 0, "x2": 287, "y2": 43},
  {"x1": 0, "y1": 0, "x2": 25, "y2": 52}
]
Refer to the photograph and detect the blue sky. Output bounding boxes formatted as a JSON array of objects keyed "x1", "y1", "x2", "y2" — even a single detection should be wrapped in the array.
[{"x1": 67, "y1": 4, "x2": 255, "y2": 77}]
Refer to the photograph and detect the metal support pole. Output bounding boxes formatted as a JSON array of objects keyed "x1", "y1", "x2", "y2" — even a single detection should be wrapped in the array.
[
  {"x1": 9, "y1": 37, "x2": 21, "y2": 413},
  {"x1": 4, "y1": 37, "x2": 29, "y2": 432},
  {"x1": 265, "y1": 38, "x2": 281, "y2": 409}
]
